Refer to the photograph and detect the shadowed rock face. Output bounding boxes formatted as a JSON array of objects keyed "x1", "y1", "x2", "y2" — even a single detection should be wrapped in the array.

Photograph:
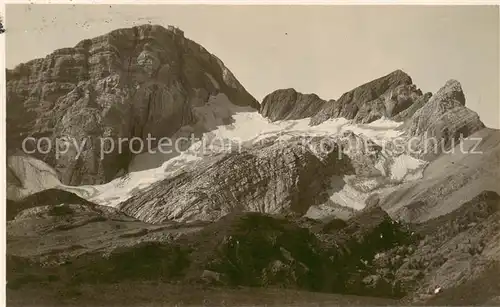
[
  {"x1": 6, "y1": 24, "x2": 259, "y2": 185},
  {"x1": 5, "y1": 207, "x2": 411, "y2": 297},
  {"x1": 6, "y1": 191, "x2": 500, "y2": 304},
  {"x1": 119, "y1": 138, "x2": 354, "y2": 223},
  {"x1": 260, "y1": 88, "x2": 327, "y2": 121},
  {"x1": 260, "y1": 70, "x2": 428, "y2": 124},
  {"x1": 309, "y1": 70, "x2": 423, "y2": 125},
  {"x1": 6, "y1": 189, "x2": 97, "y2": 221},
  {"x1": 179, "y1": 212, "x2": 342, "y2": 291},
  {"x1": 406, "y1": 79, "x2": 485, "y2": 159},
  {"x1": 260, "y1": 74, "x2": 485, "y2": 163}
]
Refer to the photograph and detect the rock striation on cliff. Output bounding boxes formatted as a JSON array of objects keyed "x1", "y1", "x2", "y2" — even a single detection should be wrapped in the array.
[{"x1": 7, "y1": 24, "x2": 259, "y2": 185}]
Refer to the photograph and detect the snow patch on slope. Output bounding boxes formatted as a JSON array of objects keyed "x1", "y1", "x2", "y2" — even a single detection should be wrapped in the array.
[{"x1": 390, "y1": 155, "x2": 428, "y2": 181}]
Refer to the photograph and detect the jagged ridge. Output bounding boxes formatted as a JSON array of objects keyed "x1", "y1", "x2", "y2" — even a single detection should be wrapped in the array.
[{"x1": 6, "y1": 24, "x2": 259, "y2": 186}]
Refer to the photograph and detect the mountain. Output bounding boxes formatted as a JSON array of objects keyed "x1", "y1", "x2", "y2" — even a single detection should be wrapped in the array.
[
  {"x1": 5, "y1": 24, "x2": 500, "y2": 306},
  {"x1": 260, "y1": 70, "x2": 429, "y2": 124},
  {"x1": 406, "y1": 79, "x2": 485, "y2": 159},
  {"x1": 309, "y1": 69, "x2": 427, "y2": 125},
  {"x1": 6, "y1": 24, "x2": 259, "y2": 188}
]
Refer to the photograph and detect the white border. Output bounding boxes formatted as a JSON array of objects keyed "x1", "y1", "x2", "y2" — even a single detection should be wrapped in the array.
[
  {"x1": 2, "y1": 0, "x2": 500, "y2": 4},
  {"x1": 0, "y1": 2, "x2": 499, "y2": 307},
  {"x1": 0, "y1": 2, "x2": 6, "y2": 306}
]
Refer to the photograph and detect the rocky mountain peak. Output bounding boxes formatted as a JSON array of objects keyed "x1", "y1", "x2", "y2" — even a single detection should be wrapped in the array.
[
  {"x1": 259, "y1": 69, "x2": 425, "y2": 124},
  {"x1": 309, "y1": 69, "x2": 420, "y2": 125},
  {"x1": 6, "y1": 24, "x2": 259, "y2": 186},
  {"x1": 260, "y1": 88, "x2": 327, "y2": 121},
  {"x1": 258, "y1": 70, "x2": 484, "y2": 145},
  {"x1": 406, "y1": 79, "x2": 484, "y2": 158},
  {"x1": 433, "y1": 79, "x2": 466, "y2": 106}
]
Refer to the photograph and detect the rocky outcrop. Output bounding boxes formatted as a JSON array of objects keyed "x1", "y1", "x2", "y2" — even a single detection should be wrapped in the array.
[
  {"x1": 316, "y1": 190, "x2": 500, "y2": 303},
  {"x1": 6, "y1": 192, "x2": 500, "y2": 303},
  {"x1": 406, "y1": 79, "x2": 485, "y2": 159},
  {"x1": 6, "y1": 189, "x2": 97, "y2": 221},
  {"x1": 260, "y1": 88, "x2": 327, "y2": 121},
  {"x1": 392, "y1": 92, "x2": 432, "y2": 122},
  {"x1": 7, "y1": 152, "x2": 63, "y2": 201},
  {"x1": 258, "y1": 70, "x2": 426, "y2": 125},
  {"x1": 6, "y1": 24, "x2": 259, "y2": 186},
  {"x1": 399, "y1": 190, "x2": 500, "y2": 304},
  {"x1": 310, "y1": 70, "x2": 424, "y2": 125},
  {"x1": 179, "y1": 212, "x2": 340, "y2": 291},
  {"x1": 119, "y1": 137, "x2": 354, "y2": 223},
  {"x1": 4, "y1": 208, "x2": 411, "y2": 296},
  {"x1": 5, "y1": 212, "x2": 340, "y2": 293}
]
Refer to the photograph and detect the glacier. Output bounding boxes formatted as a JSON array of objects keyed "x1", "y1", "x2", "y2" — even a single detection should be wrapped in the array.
[{"x1": 56, "y1": 93, "x2": 429, "y2": 213}]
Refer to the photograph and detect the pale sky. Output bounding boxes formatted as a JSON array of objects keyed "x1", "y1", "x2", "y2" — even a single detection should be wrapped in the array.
[{"x1": 5, "y1": 4, "x2": 500, "y2": 128}]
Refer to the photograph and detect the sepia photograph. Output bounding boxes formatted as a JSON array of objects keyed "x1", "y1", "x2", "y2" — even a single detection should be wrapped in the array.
[{"x1": 3, "y1": 2, "x2": 500, "y2": 306}]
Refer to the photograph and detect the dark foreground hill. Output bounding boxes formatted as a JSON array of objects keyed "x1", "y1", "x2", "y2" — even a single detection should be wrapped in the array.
[{"x1": 6, "y1": 190, "x2": 500, "y2": 305}]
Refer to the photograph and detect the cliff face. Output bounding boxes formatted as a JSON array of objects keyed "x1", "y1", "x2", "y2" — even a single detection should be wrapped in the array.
[
  {"x1": 260, "y1": 89, "x2": 327, "y2": 122},
  {"x1": 260, "y1": 70, "x2": 430, "y2": 124},
  {"x1": 118, "y1": 138, "x2": 354, "y2": 223},
  {"x1": 6, "y1": 24, "x2": 259, "y2": 186},
  {"x1": 312, "y1": 70, "x2": 425, "y2": 124},
  {"x1": 259, "y1": 72, "x2": 485, "y2": 160},
  {"x1": 406, "y1": 79, "x2": 485, "y2": 159}
]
